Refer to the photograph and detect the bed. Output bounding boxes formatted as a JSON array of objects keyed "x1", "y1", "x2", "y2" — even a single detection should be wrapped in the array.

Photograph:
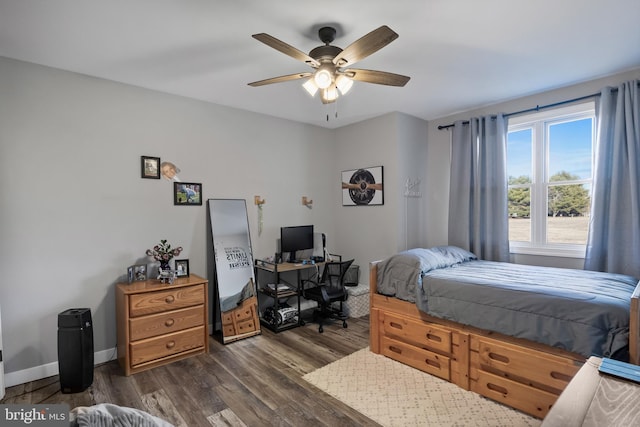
[{"x1": 369, "y1": 246, "x2": 640, "y2": 419}]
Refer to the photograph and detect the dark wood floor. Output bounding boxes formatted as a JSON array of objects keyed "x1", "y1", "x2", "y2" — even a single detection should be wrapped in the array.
[{"x1": 1, "y1": 316, "x2": 380, "y2": 426}]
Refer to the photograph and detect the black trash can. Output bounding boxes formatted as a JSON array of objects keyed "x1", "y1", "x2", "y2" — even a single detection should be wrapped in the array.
[{"x1": 57, "y1": 308, "x2": 94, "y2": 393}]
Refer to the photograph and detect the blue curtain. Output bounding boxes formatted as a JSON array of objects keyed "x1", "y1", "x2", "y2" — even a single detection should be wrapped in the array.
[
  {"x1": 584, "y1": 80, "x2": 640, "y2": 278},
  {"x1": 449, "y1": 115, "x2": 509, "y2": 261}
]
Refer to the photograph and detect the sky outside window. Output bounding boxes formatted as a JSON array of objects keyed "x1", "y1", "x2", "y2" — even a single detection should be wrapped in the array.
[
  {"x1": 507, "y1": 128, "x2": 532, "y2": 181},
  {"x1": 548, "y1": 118, "x2": 593, "y2": 180}
]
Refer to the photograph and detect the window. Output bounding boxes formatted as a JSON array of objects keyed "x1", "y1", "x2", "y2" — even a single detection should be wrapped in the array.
[{"x1": 507, "y1": 102, "x2": 595, "y2": 257}]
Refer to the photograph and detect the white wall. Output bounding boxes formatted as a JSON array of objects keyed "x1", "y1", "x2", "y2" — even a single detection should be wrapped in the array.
[
  {"x1": 333, "y1": 113, "x2": 428, "y2": 286},
  {"x1": 0, "y1": 56, "x2": 426, "y2": 385},
  {"x1": 396, "y1": 113, "x2": 429, "y2": 252},
  {"x1": 0, "y1": 57, "x2": 341, "y2": 382},
  {"x1": 425, "y1": 67, "x2": 640, "y2": 267}
]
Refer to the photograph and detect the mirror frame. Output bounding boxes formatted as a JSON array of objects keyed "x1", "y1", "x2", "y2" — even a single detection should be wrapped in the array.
[{"x1": 207, "y1": 199, "x2": 261, "y2": 343}]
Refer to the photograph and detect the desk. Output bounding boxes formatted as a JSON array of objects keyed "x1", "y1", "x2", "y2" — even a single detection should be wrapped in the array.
[
  {"x1": 542, "y1": 356, "x2": 640, "y2": 426},
  {"x1": 254, "y1": 260, "x2": 322, "y2": 332}
]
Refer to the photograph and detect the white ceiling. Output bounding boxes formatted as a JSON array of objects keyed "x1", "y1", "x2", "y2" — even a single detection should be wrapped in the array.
[{"x1": 1, "y1": 1, "x2": 639, "y2": 129}]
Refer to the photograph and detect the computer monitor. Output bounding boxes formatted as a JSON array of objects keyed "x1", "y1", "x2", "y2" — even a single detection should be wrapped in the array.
[{"x1": 280, "y1": 225, "x2": 314, "y2": 262}]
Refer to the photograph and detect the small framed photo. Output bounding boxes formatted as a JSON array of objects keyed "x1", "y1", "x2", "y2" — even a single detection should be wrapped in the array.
[
  {"x1": 141, "y1": 156, "x2": 161, "y2": 179},
  {"x1": 175, "y1": 259, "x2": 190, "y2": 277},
  {"x1": 174, "y1": 182, "x2": 202, "y2": 205},
  {"x1": 129, "y1": 264, "x2": 147, "y2": 282}
]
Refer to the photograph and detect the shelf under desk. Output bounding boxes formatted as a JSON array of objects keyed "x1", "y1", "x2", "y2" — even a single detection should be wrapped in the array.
[{"x1": 254, "y1": 260, "x2": 323, "y2": 332}]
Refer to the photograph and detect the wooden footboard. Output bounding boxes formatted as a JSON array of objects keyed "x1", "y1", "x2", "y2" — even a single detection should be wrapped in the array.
[
  {"x1": 630, "y1": 282, "x2": 640, "y2": 365},
  {"x1": 369, "y1": 261, "x2": 596, "y2": 419}
]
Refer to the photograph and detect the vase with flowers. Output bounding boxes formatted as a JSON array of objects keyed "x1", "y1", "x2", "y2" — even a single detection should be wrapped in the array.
[{"x1": 146, "y1": 239, "x2": 183, "y2": 271}]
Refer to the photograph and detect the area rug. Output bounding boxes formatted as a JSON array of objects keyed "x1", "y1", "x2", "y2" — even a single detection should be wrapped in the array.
[{"x1": 303, "y1": 348, "x2": 541, "y2": 427}]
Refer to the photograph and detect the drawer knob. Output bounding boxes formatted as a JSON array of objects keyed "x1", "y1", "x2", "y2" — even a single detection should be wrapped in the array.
[
  {"x1": 166, "y1": 341, "x2": 176, "y2": 349},
  {"x1": 165, "y1": 318, "x2": 175, "y2": 327},
  {"x1": 165, "y1": 295, "x2": 175, "y2": 303}
]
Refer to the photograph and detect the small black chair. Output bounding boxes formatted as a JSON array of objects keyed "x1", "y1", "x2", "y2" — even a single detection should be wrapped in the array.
[{"x1": 302, "y1": 259, "x2": 354, "y2": 333}]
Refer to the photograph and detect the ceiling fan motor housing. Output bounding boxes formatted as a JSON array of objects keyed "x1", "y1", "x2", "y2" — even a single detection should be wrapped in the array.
[
  {"x1": 318, "y1": 26, "x2": 337, "y2": 44},
  {"x1": 309, "y1": 45, "x2": 342, "y2": 63}
]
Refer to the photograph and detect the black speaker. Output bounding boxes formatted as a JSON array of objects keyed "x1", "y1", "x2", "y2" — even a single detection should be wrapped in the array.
[{"x1": 57, "y1": 308, "x2": 94, "y2": 393}]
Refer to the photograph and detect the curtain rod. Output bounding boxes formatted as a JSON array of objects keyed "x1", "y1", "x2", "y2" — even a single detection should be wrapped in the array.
[
  {"x1": 436, "y1": 91, "x2": 604, "y2": 130},
  {"x1": 438, "y1": 81, "x2": 639, "y2": 130}
]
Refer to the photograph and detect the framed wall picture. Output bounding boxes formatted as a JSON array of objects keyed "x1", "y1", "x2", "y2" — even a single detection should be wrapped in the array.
[
  {"x1": 175, "y1": 259, "x2": 190, "y2": 277},
  {"x1": 130, "y1": 264, "x2": 147, "y2": 281},
  {"x1": 160, "y1": 161, "x2": 181, "y2": 181},
  {"x1": 141, "y1": 156, "x2": 161, "y2": 179},
  {"x1": 341, "y1": 166, "x2": 384, "y2": 206},
  {"x1": 174, "y1": 182, "x2": 202, "y2": 205}
]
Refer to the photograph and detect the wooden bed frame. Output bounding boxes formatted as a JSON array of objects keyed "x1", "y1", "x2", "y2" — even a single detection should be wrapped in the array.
[{"x1": 369, "y1": 261, "x2": 640, "y2": 419}]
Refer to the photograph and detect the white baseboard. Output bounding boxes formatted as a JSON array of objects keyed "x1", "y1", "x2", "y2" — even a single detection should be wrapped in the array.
[{"x1": 4, "y1": 347, "x2": 117, "y2": 388}]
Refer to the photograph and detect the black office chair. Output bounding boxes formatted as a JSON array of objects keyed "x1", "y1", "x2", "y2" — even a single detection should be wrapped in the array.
[{"x1": 302, "y1": 259, "x2": 354, "y2": 333}]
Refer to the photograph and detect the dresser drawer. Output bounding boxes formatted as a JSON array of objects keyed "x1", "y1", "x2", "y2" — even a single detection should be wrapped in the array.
[
  {"x1": 380, "y1": 335, "x2": 450, "y2": 381},
  {"x1": 129, "y1": 305, "x2": 204, "y2": 341},
  {"x1": 381, "y1": 311, "x2": 452, "y2": 355},
  {"x1": 477, "y1": 338, "x2": 578, "y2": 392},
  {"x1": 236, "y1": 318, "x2": 258, "y2": 335},
  {"x1": 472, "y1": 368, "x2": 557, "y2": 418},
  {"x1": 129, "y1": 284, "x2": 204, "y2": 317},
  {"x1": 234, "y1": 304, "x2": 255, "y2": 322},
  {"x1": 222, "y1": 312, "x2": 233, "y2": 325},
  {"x1": 130, "y1": 326, "x2": 205, "y2": 367},
  {"x1": 222, "y1": 323, "x2": 236, "y2": 336}
]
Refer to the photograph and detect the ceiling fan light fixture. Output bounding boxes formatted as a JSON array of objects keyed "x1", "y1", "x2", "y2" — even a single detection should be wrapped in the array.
[
  {"x1": 335, "y1": 74, "x2": 353, "y2": 95},
  {"x1": 313, "y1": 68, "x2": 333, "y2": 89},
  {"x1": 321, "y1": 85, "x2": 339, "y2": 103},
  {"x1": 302, "y1": 78, "x2": 318, "y2": 96}
]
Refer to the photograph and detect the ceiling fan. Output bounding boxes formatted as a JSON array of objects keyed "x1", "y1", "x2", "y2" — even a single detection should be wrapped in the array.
[{"x1": 248, "y1": 25, "x2": 410, "y2": 104}]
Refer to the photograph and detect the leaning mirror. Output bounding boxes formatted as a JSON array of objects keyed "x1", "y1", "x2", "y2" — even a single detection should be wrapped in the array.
[{"x1": 208, "y1": 199, "x2": 261, "y2": 343}]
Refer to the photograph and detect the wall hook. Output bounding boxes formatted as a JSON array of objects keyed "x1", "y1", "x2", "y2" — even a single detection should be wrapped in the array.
[
  {"x1": 302, "y1": 196, "x2": 313, "y2": 208},
  {"x1": 254, "y1": 195, "x2": 265, "y2": 206}
]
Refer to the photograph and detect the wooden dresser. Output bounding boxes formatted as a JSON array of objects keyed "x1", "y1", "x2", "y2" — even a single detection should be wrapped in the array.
[
  {"x1": 221, "y1": 295, "x2": 260, "y2": 339},
  {"x1": 116, "y1": 274, "x2": 209, "y2": 376}
]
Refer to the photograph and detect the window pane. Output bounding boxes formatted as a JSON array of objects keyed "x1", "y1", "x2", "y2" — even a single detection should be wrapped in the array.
[
  {"x1": 548, "y1": 118, "x2": 593, "y2": 180},
  {"x1": 546, "y1": 183, "x2": 591, "y2": 244},
  {"x1": 507, "y1": 128, "x2": 532, "y2": 184},
  {"x1": 508, "y1": 187, "x2": 530, "y2": 242}
]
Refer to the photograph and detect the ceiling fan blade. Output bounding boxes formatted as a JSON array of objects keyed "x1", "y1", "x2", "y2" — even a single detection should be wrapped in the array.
[
  {"x1": 248, "y1": 72, "x2": 312, "y2": 87},
  {"x1": 344, "y1": 69, "x2": 410, "y2": 87},
  {"x1": 252, "y1": 33, "x2": 320, "y2": 67},
  {"x1": 332, "y1": 25, "x2": 399, "y2": 67}
]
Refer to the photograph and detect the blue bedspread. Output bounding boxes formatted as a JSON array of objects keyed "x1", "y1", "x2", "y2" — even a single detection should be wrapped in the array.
[{"x1": 376, "y1": 247, "x2": 639, "y2": 360}]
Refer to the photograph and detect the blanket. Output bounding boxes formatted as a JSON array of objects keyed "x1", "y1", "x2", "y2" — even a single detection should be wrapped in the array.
[{"x1": 70, "y1": 404, "x2": 173, "y2": 427}]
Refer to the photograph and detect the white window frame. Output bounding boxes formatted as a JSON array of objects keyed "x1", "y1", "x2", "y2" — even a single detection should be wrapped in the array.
[{"x1": 508, "y1": 102, "x2": 595, "y2": 258}]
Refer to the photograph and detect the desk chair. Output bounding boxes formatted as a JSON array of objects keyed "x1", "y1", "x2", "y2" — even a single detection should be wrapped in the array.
[{"x1": 302, "y1": 259, "x2": 354, "y2": 333}]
